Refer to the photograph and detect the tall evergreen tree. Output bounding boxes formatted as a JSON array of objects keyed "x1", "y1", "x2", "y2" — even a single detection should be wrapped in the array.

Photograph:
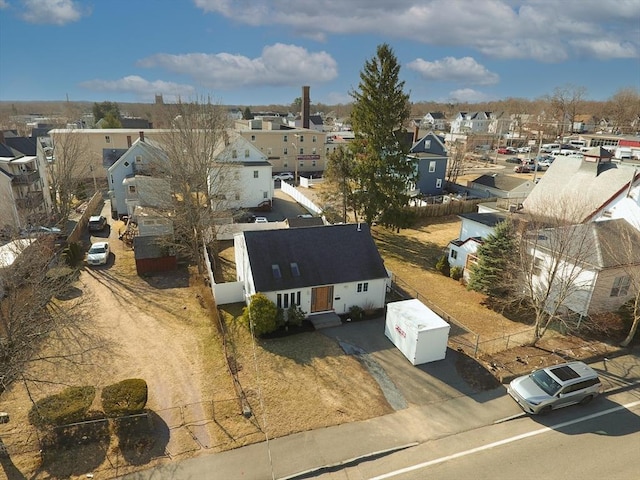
[
  {"x1": 349, "y1": 43, "x2": 414, "y2": 230},
  {"x1": 467, "y1": 219, "x2": 517, "y2": 297}
]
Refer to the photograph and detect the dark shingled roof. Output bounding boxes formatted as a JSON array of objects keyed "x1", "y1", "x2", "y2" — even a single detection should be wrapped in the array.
[
  {"x1": 243, "y1": 223, "x2": 388, "y2": 292},
  {"x1": 4, "y1": 137, "x2": 37, "y2": 156},
  {"x1": 470, "y1": 174, "x2": 531, "y2": 192}
]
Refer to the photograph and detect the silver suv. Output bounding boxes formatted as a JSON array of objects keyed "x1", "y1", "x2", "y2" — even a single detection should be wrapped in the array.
[{"x1": 507, "y1": 361, "x2": 602, "y2": 415}]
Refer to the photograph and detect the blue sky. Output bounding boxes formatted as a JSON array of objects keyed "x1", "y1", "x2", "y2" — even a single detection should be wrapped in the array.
[{"x1": 0, "y1": 0, "x2": 638, "y2": 106}]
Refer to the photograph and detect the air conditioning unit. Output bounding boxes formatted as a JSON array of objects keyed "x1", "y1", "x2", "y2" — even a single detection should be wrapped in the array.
[{"x1": 509, "y1": 204, "x2": 517, "y2": 213}]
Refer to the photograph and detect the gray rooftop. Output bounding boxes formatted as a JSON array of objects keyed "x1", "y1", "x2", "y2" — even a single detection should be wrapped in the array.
[{"x1": 243, "y1": 223, "x2": 388, "y2": 292}]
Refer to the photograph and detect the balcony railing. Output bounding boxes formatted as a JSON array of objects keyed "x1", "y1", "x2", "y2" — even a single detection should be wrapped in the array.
[{"x1": 12, "y1": 170, "x2": 40, "y2": 185}]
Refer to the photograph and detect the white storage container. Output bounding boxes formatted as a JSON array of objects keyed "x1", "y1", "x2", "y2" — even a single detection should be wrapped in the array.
[{"x1": 385, "y1": 299, "x2": 450, "y2": 365}]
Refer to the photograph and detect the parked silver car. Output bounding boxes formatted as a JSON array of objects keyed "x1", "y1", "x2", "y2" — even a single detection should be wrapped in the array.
[{"x1": 507, "y1": 361, "x2": 602, "y2": 414}]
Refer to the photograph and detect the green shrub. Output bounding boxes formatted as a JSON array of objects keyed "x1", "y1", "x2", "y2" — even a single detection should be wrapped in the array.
[
  {"x1": 286, "y1": 305, "x2": 306, "y2": 327},
  {"x1": 349, "y1": 305, "x2": 364, "y2": 321},
  {"x1": 450, "y1": 266, "x2": 463, "y2": 281},
  {"x1": 28, "y1": 386, "x2": 96, "y2": 427},
  {"x1": 241, "y1": 293, "x2": 278, "y2": 336},
  {"x1": 101, "y1": 379, "x2": 148, "y2": 417},
  {"x1": 435, "y1": 254, "x2": 451, "y2": 277}
]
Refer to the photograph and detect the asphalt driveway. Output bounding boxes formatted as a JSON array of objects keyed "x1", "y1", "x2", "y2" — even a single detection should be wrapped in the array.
[{"x1": 321, "y1": 317, "x2": 502, "y2": 409}]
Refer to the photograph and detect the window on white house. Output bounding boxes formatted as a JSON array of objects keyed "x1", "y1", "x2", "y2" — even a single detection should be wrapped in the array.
[
  {"x1": 312, "y1": 147, "x2": 317, "y2": 154},
  {"x1": 299, "y1": 135, "x2": 304, "y2": 142},
  {"x1": 253, "y1": 170, "x2": 259, "y2": 178},
  {"x1": 263, "y1": 191, "x2": 268, "y2": 198},
  {"x1": 450, "y1": 249, "x2": 457, "y2": 259},
  {"x1": 284, "y1": 147, "x2": 288, "y2": 155},
  {"x1": 357, "y1": 282, "x2": 369, "y2": 293},
  {"x1": 251, "y1": 135, "x2": 256, "y2": 142},
  {"x1": 232, "y1": 150, "x2": 238, "y2": 158},
  {"x1": 312, "y1": 135, "x2": 317, "y2": 143},
  {"x1": 611, "y1": 276, "x2": 631, "y2": 297},
  {"x1": 128, "y1": 185, "x2": 136, "y2": 194},
  {"x1": 245, "y1": 149, "x2": 250, "y2": 158},
  {"x1": 532, "y1": 256, "x2": 543, "y2": 276},
  {"x1": 429, "y1": 161, "x2": 436, "y2": 173},
  {"x1": 105, "y1": 136, "x2": 111, "y2": 143},
  {"x1": 283, "y1": 135, "x2": 288, "y2": 142}
]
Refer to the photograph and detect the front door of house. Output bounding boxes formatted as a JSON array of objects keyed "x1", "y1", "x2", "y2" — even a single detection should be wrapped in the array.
[{"x1": 311, "y1": 286, "x2": 334, "y2": 313}]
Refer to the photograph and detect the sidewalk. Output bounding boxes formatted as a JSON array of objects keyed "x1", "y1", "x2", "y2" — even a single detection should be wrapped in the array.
[{"x1": 120, "y1": 349, "x2": 639, "y2": 480}]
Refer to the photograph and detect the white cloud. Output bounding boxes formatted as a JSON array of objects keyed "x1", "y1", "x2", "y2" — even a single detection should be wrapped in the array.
[
  {"x1": 407, "y1": 57, "x2": 499, "y2": 85},
  {"x1": 0, "y1": 1, "x2": 9, "y2": 9},
  {"x1": 138, "y1": 43, "x2": 338, "y2": 89},
  {"x1": 193, "y1": 0, "x2": 639, "y2": 62},
  {"x1": 79, "y1": 76, "x2": 196, "y2": 101},
  {"x1": 448, "y1": 88, "x2": 494, "y2": 103},
  {"x1": 20, "y1": 0, "x2": 86, "y2": 25}
]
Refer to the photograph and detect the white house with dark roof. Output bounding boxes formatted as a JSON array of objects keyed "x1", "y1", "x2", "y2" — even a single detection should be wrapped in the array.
[
  {"x1": 208, "y1": 134, "x2": 273, "y2": 211},
  {"x1": 421, "y1": 112, "x2": 447, "y2": 131},
  {"x1": 107, "y1": 137, "x2": 171, "y2": 218},
  {"x1": 234, "y1": 223, "x2": 390, "y2": 317}
]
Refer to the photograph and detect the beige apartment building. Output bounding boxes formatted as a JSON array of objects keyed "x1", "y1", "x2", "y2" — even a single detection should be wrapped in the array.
[
  {"x1": 234, "y1": 118, "x2": 328, "y2": 176},
  {"x1": 46, "y1": 128, "x2": 171, "y2": 183}
]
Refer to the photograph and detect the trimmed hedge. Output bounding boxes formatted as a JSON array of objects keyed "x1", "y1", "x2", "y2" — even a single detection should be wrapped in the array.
[
  {"x1": 101, "y1": 379, "x2": 148, "y2": 417},
  {"x1": 28, "y1": 386, "x2": 96, "y2": 427}
]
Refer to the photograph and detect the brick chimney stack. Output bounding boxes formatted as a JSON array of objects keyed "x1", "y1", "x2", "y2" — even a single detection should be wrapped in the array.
[{"x1": 302, "y1": 86, "x2": 310, "y2": 130}]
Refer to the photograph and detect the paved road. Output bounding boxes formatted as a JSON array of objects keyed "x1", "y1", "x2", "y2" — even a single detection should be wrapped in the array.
[
  {"x1": 120, "y1": 351, "x2": 640, "y2": 480},
  {"x1": 358, "y1": 392, "x2": 640, "y2": 480}
]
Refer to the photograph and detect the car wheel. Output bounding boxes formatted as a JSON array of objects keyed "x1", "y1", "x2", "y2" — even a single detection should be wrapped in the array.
[
  {"x1": 579, "y1": 395, "x2": 593, "y2": 406},
  {"x1": 539, "y1": 405, "x2": 552, "y2": 415}
]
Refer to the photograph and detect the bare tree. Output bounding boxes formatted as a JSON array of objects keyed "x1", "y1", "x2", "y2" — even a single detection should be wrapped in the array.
[
  {"x1": 507, "y1": 196, "x2": 602, "y2": 343},
  {"x1": 446, "y1": 140, "x2": 466, "y2": 185},
  {"x1": 599, "y1": 217, "x2": 640, "y2": 346},
  {"x1": 546, "y1": 84, "x2": 587, "y2": 137},
  {"x1": 604, "y1": 87, "x2": 640, "y2": 134},
  {"x1": 0, "y1": 239, "x2": 94, "y2": 395},
  {"x1": 320, "y1": 146, "x2": 356, "y2": 224},
  {"x1": 156, "y1": 98, "x2": 232, "y2": 271},
  {"x1": 48, "y1": 130, "x2": 91, "y2": 224}
]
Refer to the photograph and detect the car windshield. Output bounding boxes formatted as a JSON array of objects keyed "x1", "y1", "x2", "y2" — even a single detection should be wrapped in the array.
[
  {"x1": 89, "y1": 246, "x2": 106, "y2": 254},
  {"x1": 530, "y1": 370, "x2": 561, "y2": 395}
]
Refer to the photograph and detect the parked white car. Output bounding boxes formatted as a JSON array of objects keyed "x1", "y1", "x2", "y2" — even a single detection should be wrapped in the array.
[
  {"x1": 507, "y1": 361, "x2": 602, "y2": 415},
  {"x1": 517, "y1": 146, "x2": 531, "y2": 153},
  {"x1": 87, "y1": 241, "x2": 110, "y2": 266},
  {"x1": 273, "y1": 172, "x2": 294, "y2": 181},
  {"x1": 254, "y1": 217, "x2": 268, "y2": 223}
]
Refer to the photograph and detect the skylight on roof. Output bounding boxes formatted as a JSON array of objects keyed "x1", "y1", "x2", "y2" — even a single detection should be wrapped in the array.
[
  {"x1": 290, "y1": 262, "x2": 300, "y2": 276},
  {"x1": 272, "y1": 264, "x2": 281, "y2": 279}
]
